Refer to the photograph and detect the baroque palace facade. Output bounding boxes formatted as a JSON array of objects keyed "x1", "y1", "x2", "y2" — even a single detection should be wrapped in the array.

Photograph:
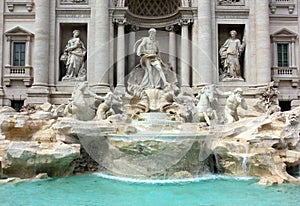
[{"x1": 0, "y1": 0, "x2": 300, "y2": 111}]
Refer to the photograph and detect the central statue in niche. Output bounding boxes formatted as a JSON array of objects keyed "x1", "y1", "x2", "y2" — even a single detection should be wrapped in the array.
[
  {"x1": 127, "y1": 28, "x2": 178, "y2": 96},
  {"x1": 219, "y1": 30, "x2": 245, "y2": 81}
]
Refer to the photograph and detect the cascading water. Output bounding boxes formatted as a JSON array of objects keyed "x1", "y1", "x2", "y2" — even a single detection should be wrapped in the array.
[
  {"x1": 240, "y1": 154, "x2": 249, "y2": 176},
  {"x1": 76, "y1": 112, "x2": 216, "y2": 178}
]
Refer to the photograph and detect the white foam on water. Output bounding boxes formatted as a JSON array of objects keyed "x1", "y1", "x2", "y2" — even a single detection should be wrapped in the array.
[{"x1": 93, "y1": 173, "x2": 255, "y2": 184}]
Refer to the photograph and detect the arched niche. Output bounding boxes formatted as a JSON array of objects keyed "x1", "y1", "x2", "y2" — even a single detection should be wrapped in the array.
[{"x1": 126, "y1": 0, "x2": 181, "y2": 17}]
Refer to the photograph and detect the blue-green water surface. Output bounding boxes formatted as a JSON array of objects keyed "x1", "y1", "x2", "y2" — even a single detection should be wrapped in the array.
[{"x1": 1, "y1": 174, "x2": 300, "y2": 206}]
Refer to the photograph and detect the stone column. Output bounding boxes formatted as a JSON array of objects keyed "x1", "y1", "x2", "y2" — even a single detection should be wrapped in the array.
[
  {"x1": 166, "y1": 26, "x2": 176, "y2": 70},
  {"x1": 192, "y1": 19, "x2": 199, "y2": 88},
  {"x1": 255, "y1": 0, "x2": 271, "y2": 84},
  {"x1": 93, "y1": 0, "x2": 110, "y2": 90},
  {"x1": 196, "y1": 0, "x2": 213, "y2": 85},
  {"x1": 180, "y1": 20, "x2": 190, "y2": 88},
  {"x1": 115, "y1": 19, "x2": 126, "y2": 92},
  {"x1": 109, "y1": 9, "x2": 114, "y2": 86},
  {"x1": 128, "y1": 26, "x2": 137, "y2": 73},
  {"x1": 32, "y1": 0, "x2": 50, "y2": 87}
]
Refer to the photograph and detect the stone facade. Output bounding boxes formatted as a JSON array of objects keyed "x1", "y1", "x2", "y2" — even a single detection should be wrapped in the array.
[{"x1": 0, "y1": 0, "x2": 299, "y2": 110}]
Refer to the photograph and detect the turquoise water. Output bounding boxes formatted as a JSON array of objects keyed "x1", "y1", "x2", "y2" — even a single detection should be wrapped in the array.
[{"x1": 1, "y1": 174, "x2": 300, "y2": 206}]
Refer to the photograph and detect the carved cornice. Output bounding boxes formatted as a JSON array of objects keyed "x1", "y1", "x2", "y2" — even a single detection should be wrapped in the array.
[
  {"x1": 112, "y1": 7, "x2": 196, "y2": 28},
  {"x1": 113, "y1": 17, "x2": 126, "y2": 25},
  {"x1": 165, "y1": 25, "x2": 175, "y2": 32},
  {"x1": 112, "y1": 7, "x2": 127, "y2": 25}
]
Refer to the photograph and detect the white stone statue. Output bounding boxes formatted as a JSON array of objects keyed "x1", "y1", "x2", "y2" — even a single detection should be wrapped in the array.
[
  {"x1": 224, "y1": 88, "x2": 248, "y2": 123},
  {"x1": 195, "y1": 85, "x2": 219, "y2": 126},
  {"x1": 127, "y1": 28, "x2": 178, "y2": 95},
  {"x1": 65, "y1": 81, "x2": 97, "y2": 121},
  {"x1": 135, "y1": 28, "x2": 170, "y2": 89},
  {"x1": 94, "y1": 92, "x2": 121, "y2": 120},
  {"x1": 219, "y1": 30, "x2": 245, "y2": 80},
  {"x1": 61, "y1": 30, "x2": 87, "y2": 81}
]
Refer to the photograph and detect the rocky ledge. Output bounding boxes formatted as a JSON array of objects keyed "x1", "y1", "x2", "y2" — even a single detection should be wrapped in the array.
[{"x1": 0, "y1": 104, "x2": 299, "y2": 186}]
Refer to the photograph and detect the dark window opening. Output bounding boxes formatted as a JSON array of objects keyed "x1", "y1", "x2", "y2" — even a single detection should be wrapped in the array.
[
  {"x1": 279, "y1": 101, "x2": 291, "y2": 111},
  {"x1": 277, "y1": 43, "x2": 289, "y2": 67},
  {"x1": 11, "y1": 100, "x2": 24, "y2": 112},
  {"x1": 13, "y1": 42, "x2": 26, "y2": 66}
]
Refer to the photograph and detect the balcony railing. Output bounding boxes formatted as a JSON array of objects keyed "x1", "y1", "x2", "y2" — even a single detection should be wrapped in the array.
[
  {"x1": 4, "y1": 66, "x2": 33, "y2": 86},
  {"x1": 271, "y1": 66, "x2": 299, "y2": 87},
  {"x1": 270, "y1": 0, "x2": 295, "y2": 14},
  {"x1": 272, "y1": 0, "x2": 294, "y2": 4}
]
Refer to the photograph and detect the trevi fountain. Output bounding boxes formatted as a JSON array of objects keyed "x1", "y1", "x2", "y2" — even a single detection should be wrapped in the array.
[{"x1": 1, "y1": 28, "x2": 300, "y2": 205}]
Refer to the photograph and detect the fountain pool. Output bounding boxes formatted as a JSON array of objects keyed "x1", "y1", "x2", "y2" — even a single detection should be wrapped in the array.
[{"x1": 1, "y1": 174, "x2": 300, "y2": 206}]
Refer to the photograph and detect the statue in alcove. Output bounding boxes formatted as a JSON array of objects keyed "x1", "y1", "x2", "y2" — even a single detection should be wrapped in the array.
[
  {"x1": 60, "y1": 29, "x2": 87, "y2": 81},
  {"x1": 219, "y1": 30, "x2": 245, "y2": 81},
  {"x1": 127, "y1": 28, "x2": 178, "y2": 96}
]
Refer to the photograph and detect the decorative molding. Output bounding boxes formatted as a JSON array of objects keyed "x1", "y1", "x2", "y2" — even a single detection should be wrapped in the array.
[
  {"x1": 5, "y1": 26, "x2": 34, "y2": 40},
  {"x1": 113, "y1": 17, "x2": 126, "y2": 25},
  {"x1": 129, "y1": 25, "x2": 140, "y2": 32},
  {"x1": 269, "y1": 0, "x2": 295, "y2": 14},
  {"x1": 60, "y1": 0, "x2": 88, "y2": 5},
  {"x1": 165, "y1": 25, "x2": 174, "y2": 32},
  {"x1": 112, "y1": 7, "x2": 127, "y2": 25},
  {"x1": 271, "y1": 28, "x2": 298, "y2": 42},
  {"x1": 217, "y1": 0, "x2": 245, "y2": 6},
  {"x1": 6, "y1": 0, "x2": 34, "y2": 12},
  {"x1": 56, "y1": 9, "x2": 91, "y2": 18},
  {"x1": 180, "y1": 18, "x2": 193, "y2": 25}
]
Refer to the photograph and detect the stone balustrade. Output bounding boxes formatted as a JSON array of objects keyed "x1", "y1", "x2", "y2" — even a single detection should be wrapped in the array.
[
  {"x1": 4, "y1": 66, "x2": 33, "y2": 87},
  {"x1": 271, "y1": 66, "x2": 299, "y2": 87}
]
